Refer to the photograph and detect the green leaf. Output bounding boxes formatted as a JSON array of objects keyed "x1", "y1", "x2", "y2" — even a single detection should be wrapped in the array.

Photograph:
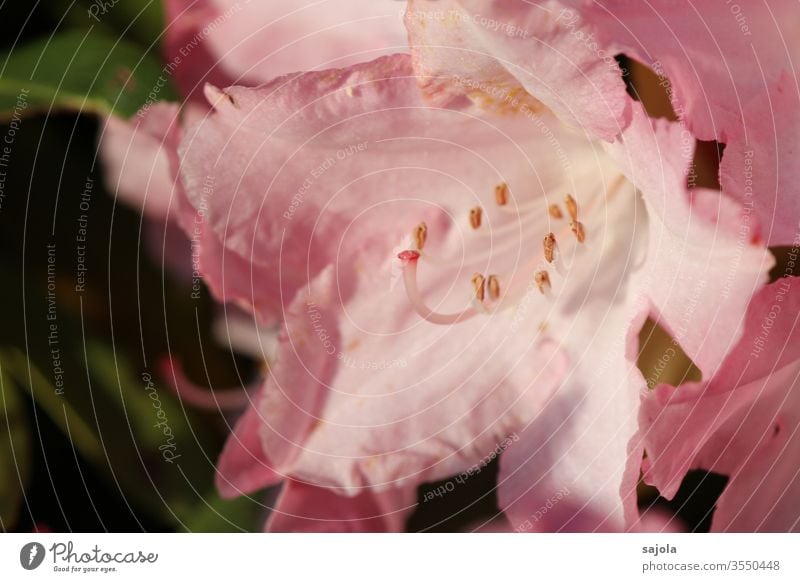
[
  {"x1": 0, "y1": 362, "x2": 31, "y2": 531},
  {"x1": 85, "y1": 340, "x2": 194, "y2": 452},
  {"x1": 46, "y1": 1, "x2": 166, "y2": 49},
  {"x1": 177, "y1": 490, "x2": 261, "y2": 533},
  {"x1": 1, "y1": 348, "x2": 104, "y2": 465},
  {"x1": 84, "y1": 341, "x2": 237, "y2": 529},
  {"x1": 0, "y1": 29, "x2": 176, "y2": 120}
]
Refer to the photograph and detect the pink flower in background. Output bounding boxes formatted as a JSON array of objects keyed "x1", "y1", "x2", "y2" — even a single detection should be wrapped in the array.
[{"x1": 640, "y1": 279, "x2": 800, "y2": 532}]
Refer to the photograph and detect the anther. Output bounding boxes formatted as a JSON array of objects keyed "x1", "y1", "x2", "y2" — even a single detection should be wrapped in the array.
[
  {"x1": 548, "y1": 204, "x2": 563, "y2": 219},
  {"x1": 487, "y1": 275, "x2": 500, "y2": 300},
  {"x1": 543, "y1": 233, "x2": 557, "y2": 263},
  {"x1": 534, "y1": 270, "x2": 551, "y2": 294},
  {"x1": 469, "y1": 206, "x2": 483, "y2": 229},
  {"x1": 565, "y1": 194, "x2": 578, "y2": 221},
  {"x1": 413, "y1": 222, "x2": 428, "y2": 249},
  {"x1": 495, "y1": 183, "x2": 509, "y2": 206},
  {"x1": 570, "y1": 220, "x2": 586, "y2": 244},
  {"x1": 471, "y1": 273, "x2": 486, "y2": 302}
]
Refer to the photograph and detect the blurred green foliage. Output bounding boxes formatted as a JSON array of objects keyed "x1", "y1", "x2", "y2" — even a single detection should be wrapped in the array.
[
  {"x1": 0, "y1": 364, "x2": 31, "y2": 529},
  {"x1": 0, "y1": 30, "x2": 176, "y2": 120}
]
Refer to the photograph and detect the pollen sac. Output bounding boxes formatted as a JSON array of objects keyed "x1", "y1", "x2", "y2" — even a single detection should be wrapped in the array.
[
  {"x1": 487, "y1": 275, "x2": 500, "y2": 300},
  {"x1": 548, "y1": 204, "x2": 563, "y2": 219},
  {"x1": 534, "y1": 270, "x2": 551, "y2": 294},
  {"x1": 495, "y1": 182, "x2": 509, "y2": 206},
  {"x1": 565, "y1": 194, "x2": 578, "y2": 221},
  {"x1": 543, "y1": 233, "x2": 557, "y2": 263},
  {"x1": 471, "y1": 273, "x2": 486, "y2": 302},
  {"x1": 469, "y1": 206, "x2": 483, "y2": 229},
  {"x1": 570, "y1": 220, "x2": 586, "y2": 244},
  {"x1": 413, "y1": 222, "x2": 428, "y2": 249}
]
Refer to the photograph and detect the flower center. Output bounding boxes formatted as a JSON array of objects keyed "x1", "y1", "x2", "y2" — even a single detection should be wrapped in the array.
[{"x1": 397, "y1": 174, "x2": 628, "y2": 325}]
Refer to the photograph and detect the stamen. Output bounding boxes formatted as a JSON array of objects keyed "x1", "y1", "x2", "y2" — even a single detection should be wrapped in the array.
[
  {"x1": 161, "y1": 357, "x2": 256, "y2": 411},
  {"x1": 413, "y1": 222, "x2": 428, "y2": 249},
  {"x1": 534, "y1": 270, "x2": 552, "y2": 295},
  {"x1": 570, "y1": 220, "x2": 586, "y2": 244},
  {"x1": 548, "y1": 204, "x2": 563, "y2": 219},
  {"x1": 487, "y1": 275, "x2": 500, "y2": 300},
  {"x1": 469, "y1": 206, "x2": 483, "y2": 229},
  {"x1": 565, "y1": 194, "x2": 578, "y2": 221},
  {"x1": 397, "y1": 250, "x2": 477, "y2": 325},
  {"x1": 471, "y1": 273, "x2": 486, "y2": 302},
  {"x1": 495, "y1": 182, "x2": 509, "y2": 206},
  {"x1": 543, "y1": 233, "x2": 557, "y2": 263}
]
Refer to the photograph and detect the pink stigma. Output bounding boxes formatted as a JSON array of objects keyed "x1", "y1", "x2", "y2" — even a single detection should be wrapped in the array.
[{"x1": 398, "y1": 250, "x2": 421, "y2": 262}]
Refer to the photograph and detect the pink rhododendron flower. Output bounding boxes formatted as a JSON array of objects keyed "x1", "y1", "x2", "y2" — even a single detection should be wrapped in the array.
[{"x1": 176, "y1": 46, "x2": 770, "y2": 531}]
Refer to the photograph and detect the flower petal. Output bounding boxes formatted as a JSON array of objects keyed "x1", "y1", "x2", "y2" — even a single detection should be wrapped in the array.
[
  {"x1": 641, "y1": 279, "x2": 800, "y2": 503},
  {"x1": 578, "y1": 0, "x2": 800, "y2": 142},
  {"x1": 215, "y1": 397, "x2": 283, "y2": 499},
  {"x1": 704, "y1": 365, "x2": 800, "y2": 532},
  {"x1": 405, "y1": 0, "x2": 631, "y2": 140},
  {"x1": 256, "y1": 266, "x2": 340, "y2": 473},
  {"x1": 258, "y1": 256, "x2": 568, "y2": 491},
  {"x1": 498, "y1": 282, "x2": 649, "y2": 532},
  {"x1": 99, "y1": 103, "x2": 181, "y2": 220},
  {"x1": 720, "y1": 73, "x2": 800, "y2": 246},
  {"x1": 606, "y1": 106, "x2": 772, "y2": 378},
  {"x1": 266, "y1": 480, "x2": 417, "y2": 532},
  {"x1": 165, "y1": 0, "x2": 407, "y2": 103}
]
